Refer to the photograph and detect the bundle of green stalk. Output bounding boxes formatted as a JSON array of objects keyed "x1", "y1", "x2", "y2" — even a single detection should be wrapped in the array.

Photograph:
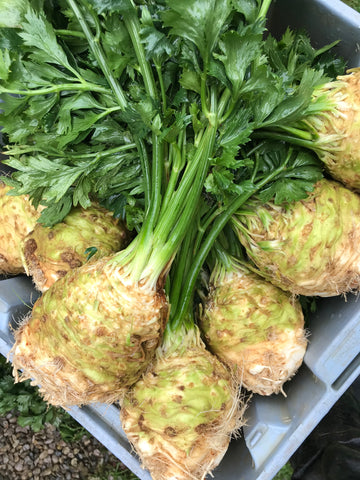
[
  {"x1": 119, "y1": 216, "x2": 248, "y2": 480},
  {"x1": 0, "y1": 4, "x2": 358, "y2": 476}
]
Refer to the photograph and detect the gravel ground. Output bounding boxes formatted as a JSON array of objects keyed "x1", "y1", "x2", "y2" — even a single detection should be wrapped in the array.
[{"x1": 0, "y1": 412, "x2": 131, "y2": 480}]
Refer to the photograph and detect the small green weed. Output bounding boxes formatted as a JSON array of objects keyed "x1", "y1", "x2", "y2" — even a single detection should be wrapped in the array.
[{"x1": 273, "y1": 462, "x2": 294, "y2": 480}]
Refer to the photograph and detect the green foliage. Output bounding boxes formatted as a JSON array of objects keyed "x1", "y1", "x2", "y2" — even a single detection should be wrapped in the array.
[
  {"x1": 162, "y1": 0, "x2": 233, "y2": 65},
  {"x1": 255, "y1": 143, "x2": 323, "y2": 205},
  {"x1": 264, "y1": 28, "x2": 347, "y2": 81},
  {"x1": 205, "y1": 141, "x2": 323, "y2": 207},
  {"x1": 0, "y1": 0, "x2": 339, "y2": 227},
  {"x1": 0, "y1": 3, "x2": 144, "y2": 228}
]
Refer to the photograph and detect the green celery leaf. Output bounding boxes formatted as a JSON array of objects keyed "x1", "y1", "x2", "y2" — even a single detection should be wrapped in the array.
[
  {"x1": 264, "y1": 29, "x2": 346, "y2": 82},
  {"x1": 232, "y1": 0, "x2": 260, "y2": 23},
  {"x1": 37, "y1": 193, "x2": 73, "y2": 226},
  {"x1": 5, "y1": 155, "x2": 86, "y2": 202},
  {"x1": 0, "y1": 115, "x2": 38, "y2": 144},
  {"x1": 100, "y1": 193, "x2": 127, "y2": 219},
  {"x1": 73, "y1": 175, "x2": 93, "y2": 208},
  {"x1": 160, "y1": 110, "x2": 192, "y2": 144},
  {"x1": 124, "y1": 199, "x2": 145, "y2": 231},
  {"x1": 19, "y1": 60, "x2": 76, "y2": 87},
  {"x1": 118, "y1": 103, "x2": 152, "y2": 139},
  {"x1": 94, "y1": 153, "x2": 142, "y2": 195},
  {"x1": 243, "y1": 71, "x2": 285, "y2": 127},
  {"x1": 141, "y1": 24, "x2": 175, "y2": 64},
  {"x1": 0, "y1": 94, "x2": 28, "y2": 117},
  {"x1": 171, "y1": 87, "x2": 189, "y2": 109},
  {"x1": 256, "y1": 143, "x2": 324, "y2": 204},
  {"x1": 25, "y1": 94, "x2": 58, "y2": 118},
  {"x1": 77, "y1": 67, "x2": 109, "y2": 88},
  {"x1": 219, "y1": 107, "x2": 254, "y2": 149},
  {"x1": 102, "y1": 14, "x2": 135, "y2": 76},
  {"x1": 179, "y1": 70, "x2": 201, "y2": 94},
  {"x1": 56, "y1": 110, "x2": 112, "y2": 147},
  {"x1": 188, "y1": 102, "x2": 204, "y2": 134},
  {"x1": 207, "y1": 58, "x2": 230, "y2": 90},
  {"x1": 16, "y1": 393, "x2": 35, "y2": 414},
  {"x1": 162, "y1": 0, "x2": 232, "y2": 65},
  {"x1": 56, "y1": 93, "x2": 110, "y2": 136},
  {"x1": 0, "y1": 27, "x2": 23, "y2": 50},
  {"x1": 179, "y1": 40, "x2": 201, "y2": 73},
  {"x1": 91, "y1": 116, "x2": 132, "y2": 145},
  {"x1": 240, "y1": 62, "x2": 275, "y2": 95},
  {"x1": 260, "y1": 67, "x2": 326, "y2": 127},
  {"x1": 3, "y1": 140, "x2": 143, "y2": 226},
  {"x1": 214, "y1": 26, "x2": 263, "y2": 97},
  {"x1": 19, "y1": 9, "x2": 77, "y2": 75},
  {"x1": 205, "y1": 172, "x2": 255, "y2": 205},
  {"x1": 162, "y1": 60, "x2": 182, "y2": 97},
  {"x1": 205, "y1": 168, "x2": 236, "y2": 196}
]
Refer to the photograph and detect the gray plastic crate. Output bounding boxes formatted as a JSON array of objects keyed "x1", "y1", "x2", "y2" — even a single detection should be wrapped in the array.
[
  {"x1": 0, "y1": 1, "x2": 360, "y2": 479},
  {"x1": 267, "y1": 0, "x2": 360, "y2": 68}
]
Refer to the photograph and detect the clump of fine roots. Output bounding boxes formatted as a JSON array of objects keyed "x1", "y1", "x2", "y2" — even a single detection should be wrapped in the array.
[
  {"x1": 120, "y1": 325, "x2": 245, "y2": 480},
  {"x1": 233, "y1": 178, "x2": 360, "y2": 297},
  {"x1": 22, "y1": 203, "x2": 129, "y2": 292},
  {"x1": 199, "y1": 263, "x2": 307, "y2": 396},
  {"x1": 10, "y1": 256, "x2": 168, "y2": 407},
  {"x1": 0, "y1": 182, "x2": 43, "y2": 275}
]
